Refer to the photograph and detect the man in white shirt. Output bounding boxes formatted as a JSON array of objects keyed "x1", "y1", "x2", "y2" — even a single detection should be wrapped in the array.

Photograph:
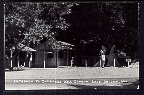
[{"x1": 100, "y1": 46, "x2": 107, "y2": 68}]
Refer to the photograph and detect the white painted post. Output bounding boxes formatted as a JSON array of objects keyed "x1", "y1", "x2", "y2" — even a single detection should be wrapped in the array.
[
  {"x1": 29, "y1": 53, "x2": 32, "y2": 68},
  {"x1": 70, "y1": 59, "x2": 72, "y2": 68},
  {"x1": 70, "y1": 57, "x2": 74, "y2": 68},
  {"x1": 128, "y1": 61, "x2": 130, "y2": 67},
  {"x1": 44, "y1": 52, "x2": 45, "y2": 68},
  {"x1": 18, "y1": 61, "x2": 19, "y2": 67},
  {"x1": 17, "y1": 55, "x2": 19, "y2": 68},
  {"x1": 44, "y1": 61, "x2": 45, "y2": 68},
  {"x1": 102, "y1": 55, "x2": 105, "y2": 67},
  {"x1": 126, "y1": 59, "x2": 131, "y2": 68},
  {"x1": 137, "y1": 85, "x2": 139, "y2": 89},
  {"x1": 31, "y1": 53, "x2": 32, "y2": 66},
  {"x1": 100, "y1": 59, "x2": 101, "y2": 68},
  {"x1": 86, "y1": 63, "x2": 87, "y2": 68},
  {"x1": 85, "y1": 59, "x2": 87, "y2": 68},
  {"x1": 10, "y1": 49, "x2": 12, "y2": 67},
  {"x1": 24, "y1": 62, "x2": 25, "y2": 67},
  {"x1": 114, "y1": 59, "x2": 116, "y2": 67}
]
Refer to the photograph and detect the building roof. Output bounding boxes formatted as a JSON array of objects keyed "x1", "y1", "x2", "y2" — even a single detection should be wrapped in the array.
[
  {"x1": 17, "y1": 44, "x2": 36, "y2": 51},
  {"x1": 55, "y1": 41, "x2": 74, "y2": 50},
  {"x1": 37, "y1": 40, "x2": 74, "y2": 50}
]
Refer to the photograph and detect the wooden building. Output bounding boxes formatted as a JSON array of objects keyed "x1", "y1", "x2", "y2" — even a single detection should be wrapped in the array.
[
  {"x1": 32, "y1": 40, "x2": 75, "y2": 68},
  {"x1": 17, "y1": 43, "x2": 36, "y2": 67}
]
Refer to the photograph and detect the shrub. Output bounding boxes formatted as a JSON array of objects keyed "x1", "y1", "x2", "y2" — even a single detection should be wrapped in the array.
[{"x1": 13, "y1": 66, "x2": 24, "y2": 71}]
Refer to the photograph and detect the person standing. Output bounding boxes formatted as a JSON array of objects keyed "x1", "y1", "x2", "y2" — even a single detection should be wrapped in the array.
[{"x1": 100, "y1": 46, "x2": 107, "y2": 68}]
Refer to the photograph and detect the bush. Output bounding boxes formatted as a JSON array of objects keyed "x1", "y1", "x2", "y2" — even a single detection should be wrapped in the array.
[{"x1": 13, "y1": 66, "x2": 24, "y2": 71}]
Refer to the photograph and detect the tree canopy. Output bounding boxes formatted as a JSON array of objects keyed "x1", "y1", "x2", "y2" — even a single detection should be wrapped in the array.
[
  {"x1": 5, "y1": 2, "x2": 78, "y2": 51},
  {"x1": 57, "y1": 2, "x2": 138, "y2": 58}
]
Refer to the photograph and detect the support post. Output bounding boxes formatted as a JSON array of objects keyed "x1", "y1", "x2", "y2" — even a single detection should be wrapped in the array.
[
  {"x1": 29, "y1": 58, "x2": 30, "y2": 68},
  {"x1": 25, "y1": 51, "x2": 29, "y2": 67},
  {"x1": 57, "y1": 50, "x2": 59, "y2": 67},
  {"x1": 102, "y1": 55, "x2": 105, "y2": 68},
  {"x1": 24, "y1": 62, "x2": 25, "y2": 67},
  {"x1": 10, "y1": 49, "x2": 13, "y2": 67},
  {"x1": 126, "y1": 59, "x2": 131, "y2": 68},
  {"x1": 36, "y1": 51, "x2": 38, "y2": 66},
  {"x1": 56, "y1": 51, "x2": 57, "y2": 67},
  {"x1": 128, "y1": 61, "x2": 130, "y2": 67},
  {"x1": 67, "y1": 49, "x2": 69, "y2": 67},
  {"x1": 29, "y1": 53, "x2": 32, "y2": 68},
  {"x1": 100, "y1": 59, "x2": 101, "y2": 68},
  {"x1": 17, "y1": 54, "x2": 19, "y2": 68},
  {"x1": 70, "y1": 57, "x2": 73, "y2": 68},
  {"x1": 114, "y1": 58, "x2": 116, "y2": 67},
  {"x1": 44, "y1": 52, "x2": 45, "y2": 68},
  {"x1": 56, "y1": 50, "x2": 59, "y2": 67},
  {"x1": 85, "y1": 59, "x2": 87, "y2": 68}
]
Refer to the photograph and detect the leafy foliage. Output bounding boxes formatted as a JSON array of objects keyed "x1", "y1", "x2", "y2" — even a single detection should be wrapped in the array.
[{"x1": 5, "y1": 2, "x2": 78, "y2": 49}]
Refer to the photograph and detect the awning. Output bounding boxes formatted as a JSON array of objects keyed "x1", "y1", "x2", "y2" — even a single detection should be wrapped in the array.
[
  {"x1": 18, "y1": 44, "x2": 36, "y2": 51},
  {"x1": 54, "y1": 41, "x2": 74, "y2": 50},
  {"x1": 21, "y1": 46, "x2": 36, "y2": 51},
  {"x1": 57, "y1": 41, "x2": 74, "y2": 47}
]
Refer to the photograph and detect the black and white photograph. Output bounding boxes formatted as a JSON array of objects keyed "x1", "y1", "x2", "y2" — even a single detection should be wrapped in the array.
[{"x1": 4, "y1": 1, "x2": 139, "y2": 90}]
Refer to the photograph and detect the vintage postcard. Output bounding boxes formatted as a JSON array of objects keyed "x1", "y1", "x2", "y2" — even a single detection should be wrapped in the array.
[{"x1": 4, "y1": 1, "x2": 139, "y2": 90}]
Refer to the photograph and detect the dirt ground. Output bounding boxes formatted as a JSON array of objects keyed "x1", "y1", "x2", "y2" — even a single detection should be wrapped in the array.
[{"x1": 5, "y1": 66, "x2": 139, "y2": 90}]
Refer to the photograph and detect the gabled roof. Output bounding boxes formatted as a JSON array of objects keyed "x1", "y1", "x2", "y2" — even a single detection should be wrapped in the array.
[{"x1": 37, "y1": 40, "x2": 74, "y2": 50}]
